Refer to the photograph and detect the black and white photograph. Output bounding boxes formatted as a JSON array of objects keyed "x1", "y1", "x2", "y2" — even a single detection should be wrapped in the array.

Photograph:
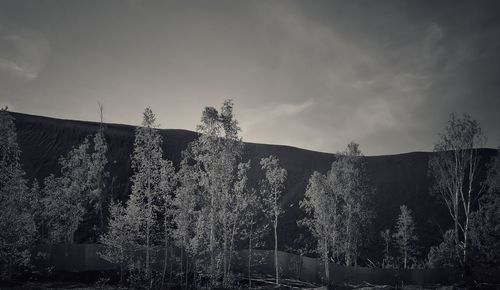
[{"x1": 1, "y1": 1, "x2": 500, "y2": 289}]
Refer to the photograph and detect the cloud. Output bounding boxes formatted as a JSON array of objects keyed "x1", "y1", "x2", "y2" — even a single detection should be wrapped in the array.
[
  {"x1": 0, "y1": 28, "x2": 50, "y2": 82},
  {"x1": 240, "y1": 99, "x2": 315, "y2": 135}
]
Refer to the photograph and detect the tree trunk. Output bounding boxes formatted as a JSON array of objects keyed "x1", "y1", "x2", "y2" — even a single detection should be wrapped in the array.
[
  {"x1": 454, "y1": 192, "x2": 460, "y2": 264},
  {"x1": 210, "y1": 191, "x2": 215, "y2": 284},
  {"x1": 404, "y1": 249, "x2": 407, "y2": 269},
  {"x1": 274, "y1": 217, "x2": 279, "y2": 285},
  {"x1": 146, "y1": 177, "x2": 151, "y2": 281},
  {"x1": 161, "y1": 235, "x2": 169, "y2": 289},
  {"x1": 248, "y1": 222, "x2": 253, "y2": 289},
  {"x1": 324, "y1": 238, "x2": 330, "y2": 283}
]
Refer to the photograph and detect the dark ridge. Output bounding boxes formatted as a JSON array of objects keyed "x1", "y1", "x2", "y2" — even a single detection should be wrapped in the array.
[{"x1": 11, "y1": 111, "x2": 499, "y2": 264}]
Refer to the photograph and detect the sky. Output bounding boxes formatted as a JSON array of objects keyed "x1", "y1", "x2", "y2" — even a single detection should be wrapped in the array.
[{"x1": 0, "y1": 0, "x2": 499, "y2": 155}]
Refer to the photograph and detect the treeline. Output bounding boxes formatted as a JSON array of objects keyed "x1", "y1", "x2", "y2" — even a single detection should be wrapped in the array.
[{"x1": 0, "y1": 103, "x2": 499, "y2": 288}]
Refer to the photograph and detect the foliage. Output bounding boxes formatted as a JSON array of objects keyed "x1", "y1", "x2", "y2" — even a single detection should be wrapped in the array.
[
  {"x1": 100, "y1": 107, "x2": 177, "y2": 288},
  {"x1": 331, "y1": 142, "x2": 373, "y2": 266},
  {"x1": 427, "y1": 229, "x2": 460, "y2": 268},
  {"x1": 380, "y1": 229, "x2": 395, "y2": 268},
  {"x1": 469, "y1": 151, "x2": 500, "y2": 266},
  {"x1": 392, "y1": 205, "x2": 418, "y2": 269},
  {"x1": 299, "y1": 171, "x2": 341, "y2": 281},
  {"x1": 173, "y1": 99, "x2": 254, "y2": 287},
  {"x1": 260, "y1": 155, "x2": 287, "y2": 284},
  {"x1": 428, "y1": 113, "x2": 485, "y2": 266},
  {"x1": 41, "y1": 138, "x2": 92, "y2": 243},
  {"x1": 99, "y1": 201, "x2": 135, "y2": 283},
  {"x1": 0, "y1": 108, "x2": 37, "y2": 280}
]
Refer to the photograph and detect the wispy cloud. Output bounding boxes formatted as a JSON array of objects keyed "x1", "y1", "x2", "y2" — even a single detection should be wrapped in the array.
[
  {"x1": 0, "y1": 28, "x2": 50, "y2": 82},
  {"x1": 240, "y1": 99, "x2": 315, "y2": 135}
]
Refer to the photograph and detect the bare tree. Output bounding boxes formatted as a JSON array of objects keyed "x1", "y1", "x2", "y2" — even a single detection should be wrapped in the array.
[{"x1": 429, "y1": 113, "x2": 486, "y2": 265}]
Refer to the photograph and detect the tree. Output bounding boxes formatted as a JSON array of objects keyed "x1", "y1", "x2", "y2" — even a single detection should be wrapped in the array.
[
  {"x1": 299, "y1": 171, "x2": 341, "y2": 282},
  {"x1": 380, "y1": 229, "x2": 392, "y2": 268},
  {"x1": 0, "y1": 108, "x2": 37, "y2": 280},
  {"x1": 469, "y1": 149, "x2": 500, "y2": 266},
  {"x1": 88, "y1": 103, "x2": 109, "y2": 236},
  {"x1": 129, "y1": 107, "x2": 166, "y2": 283},
  {"x1": 99, "y1": 201, "x2": 134, "y2": 283},
  {"x1": 172, "y1": 160, "x2": 201, "y2": 287},
  {"x1": 159, "y1": 158, "x2": 176, "y2": 289},
  {"x1": 260, "y1": 155, "x2": 287, "y2": 285},
  {"x1": 429, "y1": 113, "x2": 486, "y2": 265},
  {"x1": 240, "y1": 185, "x2": 268, "y2": 288},
  {"x1": 42, "y1": 137, "x2": 92, "y2": 243},
  {"x1": 427, "y1": 229, "x2": 460, "y2": 268},
  {"x1": 392, "y1": 205, "x2": 418, "y2": 269},
  {"x1": 330, "y1": 142, "x2": 373, "y2": 266},
  {"x1": 179, "y1": 99, "x2": 250, "y2": 287}
]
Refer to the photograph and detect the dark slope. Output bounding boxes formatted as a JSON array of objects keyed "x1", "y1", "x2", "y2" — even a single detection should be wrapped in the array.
[{"x1": 12, "y1": 112, "x2": 498, "y2": 263}]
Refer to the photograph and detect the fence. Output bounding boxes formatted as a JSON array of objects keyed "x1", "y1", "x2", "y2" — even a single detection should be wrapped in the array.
[{"x1": 33, "y1": 244, "x2": 500, "y2": 286}]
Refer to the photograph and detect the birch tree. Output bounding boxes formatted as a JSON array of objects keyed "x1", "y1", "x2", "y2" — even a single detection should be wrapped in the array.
[
  {"x1": 88, "y1": 103, "x2": 109, "y2": 236},
  {"x1": 42, "y1": 137, "x2": 92, "y2": 243},
  {"x1": 380, "y1": 229, "x2": 392, "y2": 268},
  {"x1": 300, "y1": 171, "x2": 342, "y2": 282},
  {"x1": 0, "y1": 108, "x2": 36, "y2": 280},
  {"x1": 178, "y1": 99, "x2": 251, "y2": 287},
  {"x1": 172, "y1": 160, "x2": 200, "y2": 286},
  {"x1": 129, "y1": 107, "x2": 165, "y2": 283},
  {"x1": 99, "y1": 201, "x2": 135, "y2": 283},
  {"x1": 260, "y1": 155, "x2": 287, "y2": 285},
  {"x1": 392, "y1": 205, "x2": 418, "y2": 269},
  {"x1": 469, "y1": 149, "x2": 500, "y2": 266},
  {"x1": 429, "y1": 113, "x2": 485, "y2": 265},
  {"x1": 159, "y1": 159, "x2": 176, "y2": 289},
  {"x1": 329, "y1": 142, "x2": 372, "y2": 266}
]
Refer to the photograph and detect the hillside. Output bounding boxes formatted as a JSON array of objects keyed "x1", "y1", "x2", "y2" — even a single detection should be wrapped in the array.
[{"x1": 11, "y1": 112, "x2": 498, "y2": 263}]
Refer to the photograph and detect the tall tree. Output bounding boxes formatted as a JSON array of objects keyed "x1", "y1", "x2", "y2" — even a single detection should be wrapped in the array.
[
  {"x1": 159, "y1": 158, "x2": 176, "y2": 289},
  {"x1": 0, "y1": 108, "x2": 36, "y2": 280},
  {"x1": 99, "y1": 201, "x2": 134, "y2": 284},
  {"x1": 429, "y1": 113, "x2": 485, "y2": 265},
  {"x1": 88, "y1": 103, "x2": 109, "y2": 236},
  {"x1": 392, "y1": 205, "x2": 418, "y2": 269},
  {"x1": 469, "y1": 149, "x2": 500, "y2": 266},
  {"x1": 180, "y1": 99, "x2": 248, "y2": 286},
  {"x1": 129, "y1": 107, "x2": 166, "y2": 282},
  {"x1": 330, "y1": 142, "x2": 373, "y2": 266},
  {"x1": 260, "y1": 155, "x2": 287, "y2": 285},
  {"x1": 172, "y1": 160, "x2": 200, "y2": 286},
  {"x1": 300, "y1": 171, "x2": 341, "y2": 282},
  {"x1": 42, "y1": 137, "x2": 92, "y2": 243}
]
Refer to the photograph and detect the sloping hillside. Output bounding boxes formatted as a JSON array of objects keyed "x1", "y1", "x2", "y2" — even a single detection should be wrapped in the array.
[{"x1": 12, "y1": 112, "x2": 498, "y2": 263}]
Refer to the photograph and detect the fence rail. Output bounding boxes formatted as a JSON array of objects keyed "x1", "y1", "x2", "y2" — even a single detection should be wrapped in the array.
[{"x1": 33, "y1": 244, "x2": 500, "y2": 286}]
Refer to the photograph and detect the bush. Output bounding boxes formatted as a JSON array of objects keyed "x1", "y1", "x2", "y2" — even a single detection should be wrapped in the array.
[{"x1": 427, "y1": 229, "x2": 460, "y2": 268}]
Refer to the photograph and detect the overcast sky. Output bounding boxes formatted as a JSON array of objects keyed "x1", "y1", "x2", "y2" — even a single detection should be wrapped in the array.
[{"x1": 1, "y1": 1, "x2": 499, "y2": 155}]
